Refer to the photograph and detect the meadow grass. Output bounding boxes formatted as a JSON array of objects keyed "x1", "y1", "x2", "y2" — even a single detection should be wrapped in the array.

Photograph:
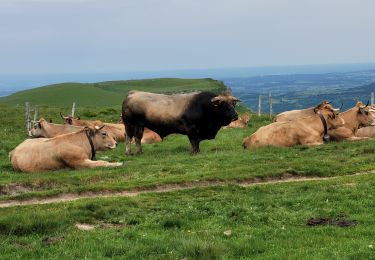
[{"x1": 0, "y1": 174, "x2": 374, "y2": 259}]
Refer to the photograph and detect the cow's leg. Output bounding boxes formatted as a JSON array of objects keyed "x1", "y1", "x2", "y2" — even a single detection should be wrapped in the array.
[
  {"x1": 188, "y1": 136, "x2": 201, "y2": 154},
  {"x1": 328, "y1": 127, "x2": 354, "y2": 141},
  {"x1": 125, "y1": 124, "x2": 135, "y2": 155},
  {"x1": 347, "y1": 136, "x2": 370, "y2": 141},
  {"x1": 71, "y1": 159, "x2": 123, "y2": 169},
  {"x1": 134, "y1": 126, "x2": 144, "y2": 154}
]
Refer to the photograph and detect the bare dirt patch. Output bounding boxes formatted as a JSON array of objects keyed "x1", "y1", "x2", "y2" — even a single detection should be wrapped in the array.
[
  {"x1": 307, "y1": 217, "x2": 358, "y2": 227},
  {"x1": 0, "y1": 171, "x2": 373, "y2": 208}
]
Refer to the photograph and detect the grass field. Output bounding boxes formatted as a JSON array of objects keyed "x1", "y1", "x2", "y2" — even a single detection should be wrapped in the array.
[{"x1": 1, "y1": 78, "x2": 375, "y2": 258}]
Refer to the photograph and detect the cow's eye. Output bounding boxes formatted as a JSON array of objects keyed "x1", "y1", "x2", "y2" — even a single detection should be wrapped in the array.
[{"x1": 101, "y1": 132, "x2": 107, "y2": 136}]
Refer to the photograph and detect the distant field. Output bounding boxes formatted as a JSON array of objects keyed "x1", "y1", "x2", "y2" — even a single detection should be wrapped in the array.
[{"x1": 0, "y1": 78, "x2": 226, "y2": 107}]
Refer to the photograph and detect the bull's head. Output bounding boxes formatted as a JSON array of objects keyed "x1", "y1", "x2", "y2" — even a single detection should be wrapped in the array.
[{"x1": 211, "y1": 95, "x2": 240, "y2": 122}]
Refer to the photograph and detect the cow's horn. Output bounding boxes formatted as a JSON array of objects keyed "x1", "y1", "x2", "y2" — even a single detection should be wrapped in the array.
[
  {"x1": 332, "y1": 107, "x2": 340, "y2": 112},
  {"x1": 339, "y1": 103, "x2": 343, "y2": 110},
  {"x1": 60, "y1": 112, "x2": 64, "y2": 119},
  {"x1": 366, "y1": 100, "x2": 370, "y2": 107}
]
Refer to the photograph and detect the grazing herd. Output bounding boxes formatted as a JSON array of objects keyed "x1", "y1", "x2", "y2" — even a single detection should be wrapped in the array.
[{"x1": 8, "y1": 88, "x2": 375, "y2": 173}]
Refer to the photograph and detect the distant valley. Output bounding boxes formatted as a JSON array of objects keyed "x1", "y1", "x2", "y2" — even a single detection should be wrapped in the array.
[{"x1": 223, "y1": 70, "x2": 375, "y2": 113}]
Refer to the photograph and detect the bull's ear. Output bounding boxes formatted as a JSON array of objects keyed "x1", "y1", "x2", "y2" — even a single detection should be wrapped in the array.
[
  {"x1": 68, "y1": 118, "x2": 72, "y2": 124},
  {"x1": 211, "y1": 97, "x2": 221, "y2": 106}
]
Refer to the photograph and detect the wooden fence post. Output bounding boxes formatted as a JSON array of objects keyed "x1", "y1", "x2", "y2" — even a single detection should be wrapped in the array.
[
  {"x1": 71, "y1": 102, "x2": 76, "y2": 117},
  {"x1": 25, "y1": 102, "x2": 31, "y2": 134},
  {"x1": 33, "y1": 105, "x2": 38, "y2": 122},
  {"x1": 258, "y1": 95, "x2": 261, "y2": 116},
  {"x1": 269, "y1": 92, "x2": 272, "y2": 118}
]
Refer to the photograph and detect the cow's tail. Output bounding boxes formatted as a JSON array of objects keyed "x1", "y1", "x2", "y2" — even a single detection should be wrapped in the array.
[{"x1": 8, "y1": 149, "x2": 14, "y2": 161}]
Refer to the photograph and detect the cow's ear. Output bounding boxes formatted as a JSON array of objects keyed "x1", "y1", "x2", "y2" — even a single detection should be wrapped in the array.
[{"x1": 68, "y1": 118, "x2": 72, "y2": 124}]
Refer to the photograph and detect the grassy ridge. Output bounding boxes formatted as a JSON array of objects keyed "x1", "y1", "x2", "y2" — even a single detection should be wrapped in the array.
[{"x1": 0, "y1": 78, "x2": 226, "y2": 107}]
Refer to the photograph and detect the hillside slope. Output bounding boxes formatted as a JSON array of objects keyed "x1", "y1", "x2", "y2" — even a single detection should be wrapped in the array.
[{"x1": 0, "y1": 78, "x2": 226, "y2": 107}]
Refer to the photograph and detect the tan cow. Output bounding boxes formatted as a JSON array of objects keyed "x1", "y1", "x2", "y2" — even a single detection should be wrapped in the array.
[
  {"x1": 274, "y1": 100, "x2": 332, "y2": 122},
  {"x1": 9, "y1": 126, "x2": 122, "y2": 173},
  {"x1": 60, "y1": 113, "x2": 103, "y2": 128},
  {"x1": 223, "y1": 112, "x2": 251, "y2": 129},
  {"x1": 328, "y1": 101, "x2": 375, "y2": 141},
  {"x1": 242, "y1": 106, "x2": 344, "y2": 149},
  {"x1": 30, "y1": 118, "x2": 83, "y2": 138},
  {"x1": 65, "y1": 115, "x2": 162, "y2": 144}
]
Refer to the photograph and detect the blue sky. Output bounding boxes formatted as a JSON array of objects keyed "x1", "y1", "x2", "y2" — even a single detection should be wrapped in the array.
[{"x1": 1, "y1": 0, "x2": 375, "y2": 75}]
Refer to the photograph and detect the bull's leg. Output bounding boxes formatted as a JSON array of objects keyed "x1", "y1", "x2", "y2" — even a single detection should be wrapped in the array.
[
  {"x1": 188, "y1": 136, "x2": 201, "y2": 154},
  {"x1": 125, "y1": 124, "x2": 135, "y2": 155},
  {"x1": 134, "y1": 126, "x2": 144, "y2": 154},
  {"x1": 71, "y1": 159, "x2": 123, "y2": 169}
]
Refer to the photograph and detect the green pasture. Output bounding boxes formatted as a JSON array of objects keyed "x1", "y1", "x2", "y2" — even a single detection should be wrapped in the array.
[{"x1": 0, "y1": 78, "x2": 375, "y2": 259}]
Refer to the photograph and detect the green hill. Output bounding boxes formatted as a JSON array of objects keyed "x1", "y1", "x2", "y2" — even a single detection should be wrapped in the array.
[{"x1": 0, "y1": 78, "x2": 226, "y2": 107}]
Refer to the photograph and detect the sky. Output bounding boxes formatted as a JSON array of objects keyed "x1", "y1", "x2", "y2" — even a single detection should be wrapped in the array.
[{"x1": 1, "y1": 0, "x2": 375, "y2": 75}]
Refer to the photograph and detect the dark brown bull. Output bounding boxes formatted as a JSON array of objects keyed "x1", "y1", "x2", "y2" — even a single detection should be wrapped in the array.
[{"x1": 122, "y1": 90, "x2": 239, "y2": 154}]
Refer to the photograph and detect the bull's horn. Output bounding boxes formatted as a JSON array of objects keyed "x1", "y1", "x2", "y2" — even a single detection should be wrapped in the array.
[
  {"x1": 232, "y1": 97, "x2": 241, "y2": 103},
  {"x1": 60, "y1": 112, "x2": 65, "y2": 119},
  {"x1": 366, "y1": 100, "x2": 370, "y2": 107},
  {"x1": 332, "y1": 107, "x2": 340, "y2": 112},
  {"x1": 339, "y1": 103, "x2": 343, "y2": 110}
]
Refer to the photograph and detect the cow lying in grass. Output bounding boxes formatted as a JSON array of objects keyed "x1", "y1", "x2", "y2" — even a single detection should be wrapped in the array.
[
  {"x1": 274, "y1": 100, "x2": 332, "y2": 122},
  {"x1": 61, "y1": 114, "x2": 162, "y2": 144},
  {"x1": 328, "y1": 101, "x2": 375, "y2": 141},
  {"x1": 242, "y1": 106, "x2": 344, "y2": 149},
  {"x1": 9, "y1": 126, "x2": 122, "y2": 173},
  {"x1": 223, "y1": 112, "x2": 251, "y2": 129},
  {"x1": 30, "y1": 118, "x2": 83, "y2": 138}
]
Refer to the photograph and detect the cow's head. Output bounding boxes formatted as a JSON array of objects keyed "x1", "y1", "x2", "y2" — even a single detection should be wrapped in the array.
[
  {"x1": 30, "y1": 118, "x2": 46, "y2": 137},
  {"x1": 356, "y1": 101, "x2": 375, "y2": 127},
  {"x1": 211, "y1": 95, "x2": 240, "y2": 124},
  {"x1": 240, "y1": 112, "x2": 251, "y2": 124},
  {"x1": 87, "y1": 125, "x2": 117, "y2": 151},
  {"x1": 313, "y1": 100, "x2": 333, "y2": 113},
  {"x1": 321, "y1": 106, "x2": 345, "y2": 129},
  {"x1": 60, "y1": 113, "x2": 78, "y2": 125}
]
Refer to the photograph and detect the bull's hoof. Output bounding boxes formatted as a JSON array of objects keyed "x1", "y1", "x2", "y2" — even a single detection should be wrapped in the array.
[
  {"x1": 125, "y1": 152, "x2": 134, "y2": 156},
  {"x1": 137, "y1": 151, "x2": 144, "y2": 155}
]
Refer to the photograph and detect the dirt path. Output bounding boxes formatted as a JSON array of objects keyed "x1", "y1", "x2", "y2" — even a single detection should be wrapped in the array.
[{"x1": 0, "y1": 172, "x2": 372, "y2": 208}]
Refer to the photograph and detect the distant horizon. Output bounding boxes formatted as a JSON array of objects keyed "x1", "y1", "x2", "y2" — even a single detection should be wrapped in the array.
[{"x1": 1, "y1": 62, "x2": 375, "y2": 95}]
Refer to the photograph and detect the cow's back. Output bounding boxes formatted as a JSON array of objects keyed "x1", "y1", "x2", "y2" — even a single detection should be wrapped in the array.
[
  {"x1": 10, "y1": 138, "x2": 64, "y2": 172},
  {"x1": 275, "y1": 108, "x2": 315, "y2": 122}
]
